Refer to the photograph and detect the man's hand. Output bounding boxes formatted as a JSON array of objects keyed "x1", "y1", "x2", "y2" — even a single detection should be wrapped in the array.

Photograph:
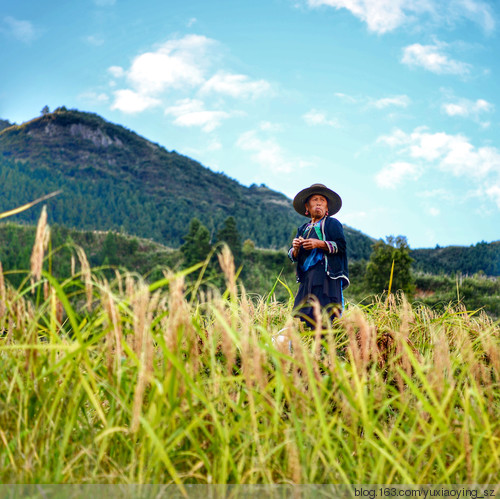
[
  {"x1": 292, "y1": 237, "x2": 303, "y2": 258},
  {"x1": 301, "y1": 239, "x2": 327, "y2": 250}
]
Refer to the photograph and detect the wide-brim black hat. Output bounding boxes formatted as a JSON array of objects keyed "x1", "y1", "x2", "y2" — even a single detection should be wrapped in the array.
[{"x1": 293, "y1": 183, "x2": 342, "y2": 217}]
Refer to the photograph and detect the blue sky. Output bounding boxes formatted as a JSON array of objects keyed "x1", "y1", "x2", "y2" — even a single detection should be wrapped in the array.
[{"x1": 1, "y1": 0, "x2": 499, "y2": 248}]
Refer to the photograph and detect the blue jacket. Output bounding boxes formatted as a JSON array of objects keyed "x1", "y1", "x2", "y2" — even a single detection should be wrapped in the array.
[{"x1": 288, "y1": 216, "x2": 350, "y2": 288}]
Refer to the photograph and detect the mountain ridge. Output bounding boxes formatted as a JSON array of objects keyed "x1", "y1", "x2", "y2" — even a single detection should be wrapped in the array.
[{"x1": 0, "y1": 107, "x2": 374, "y2": 258}]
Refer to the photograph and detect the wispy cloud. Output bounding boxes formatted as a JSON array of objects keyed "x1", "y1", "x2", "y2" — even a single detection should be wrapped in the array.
[
  {"x1": 201, "y1": 72, "x2": 271, "y2": 99},
  {"x1": 83, "y1": 34, "x2": 105, "y2": 46},
  {"x1": 376, "y1": 127, "x2": 500, "y2": 209},
  {"x1": 375, "y1": 161, "x2": 421, "y2": 188},
  {"x1": 78, "y1": 91, "x2": 110, "y2": 105},
  {"x1": 441, "y1": 97, "x2": 493, "y2": 120},
  {"x1": 164, "y1": 99, "x2": 233, "y2": 132},
  {"x1": 237, "y1": 130, "x2": 312, "y2": 174},
  {"x1": 302, "y1": 109, "x2": 340, "y2": 127},
  {"x1": 334, "y1": 92, "x2": 358, "y2": 103},
  {"x1": 401, "y1": 42, "x2": 471, "y2": 76},
  {"x1": 304, "y1": 0, "x2": 494, "y2": 34},
  {"x1": 1, "y1": 16, "x2": 37, "y2": 44},
  {"x1": 370, "y1": 95, "x2": 411, "y2": 109}
]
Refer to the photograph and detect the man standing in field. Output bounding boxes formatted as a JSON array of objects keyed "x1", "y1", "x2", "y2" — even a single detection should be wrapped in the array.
[{"x1": 288, "y1": 183, "x2": 349, "y2": 327}]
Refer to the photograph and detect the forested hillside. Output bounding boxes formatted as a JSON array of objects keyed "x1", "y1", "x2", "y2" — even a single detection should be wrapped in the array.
[
  {"x1": 411, "y1": 242, "x2": 500, "y2": 276},
  {"x1": 0, "y1": 108, "x2": 374, "y2": 258}
]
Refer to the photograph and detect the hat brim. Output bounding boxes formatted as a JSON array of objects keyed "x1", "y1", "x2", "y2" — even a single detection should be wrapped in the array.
[{"x1": 293, "y1": 184, "x2": 342, "y2": 217}]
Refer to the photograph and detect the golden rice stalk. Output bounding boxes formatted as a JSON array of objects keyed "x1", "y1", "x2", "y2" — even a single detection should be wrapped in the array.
[
  {"x1": 131, "y1": 283, "x2": 158, "y2": 433},
  {"x1": 75, "y1": 246, "x2": 92, "y2": 310},
  {"x1": 102, "y1": 285, "x2": 124, "y2": 378},
  {"x1": 430, "y1": 325, "x2": 453, "y2": 396},
  {"x1": 218, "y1": 244, "x2": 236, "y2": 297},
  {"x1": 164, "y1": 272, "x2": 187, "y2": 354},
  {"x1": 286, "y1": 429, "x2": 302, "y2": 484},
  {"x1": 396, "y1": 297, "x2": 413, "y2": 378},
  {"x1": 0, "y1": 190, "x2": 61, "y2": 220},
  {"x1": 30, "y1": 206, "x2": 50, "y2": 284}
]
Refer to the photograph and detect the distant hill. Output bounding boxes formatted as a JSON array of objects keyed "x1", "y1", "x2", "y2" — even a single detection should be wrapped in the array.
[
  {"x1": 411, "y1": 241, "x2": 500, "y2": 277},
  {"x1": 0, "y1": 119, "x2": 12, "y2": 132},
  {"x1": 0, "y1": 107, "x2": 374, "y2": 259}
]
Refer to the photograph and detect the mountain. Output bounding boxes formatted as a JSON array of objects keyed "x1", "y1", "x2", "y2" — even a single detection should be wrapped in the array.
[{"x1": 0, "y1": 107, "x2": 374, "y2": 258}]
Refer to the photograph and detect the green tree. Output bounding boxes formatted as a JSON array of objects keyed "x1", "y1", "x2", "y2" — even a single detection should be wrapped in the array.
[
  {"x1": 180, "y1": 218, "x2": 212, "y2": 268},
  {"x1": 101, "y1": 231, "x2": 119, "y2": 266},
  {"x1": 216, "y1": 216, "x2": 242, "y2": 261},
  {"x1": 365, "y1": 235, "x2": 415, "y2": 297}
]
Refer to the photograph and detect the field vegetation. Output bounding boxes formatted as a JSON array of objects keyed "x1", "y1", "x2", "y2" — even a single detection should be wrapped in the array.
[{"x1": 0, "y1": 211, "x2": 499, "y2": 485}]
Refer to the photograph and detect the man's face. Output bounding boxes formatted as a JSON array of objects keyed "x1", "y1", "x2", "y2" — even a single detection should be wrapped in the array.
[{"x1": 305, "y1": 194, "x2": 328, "y2": 218}]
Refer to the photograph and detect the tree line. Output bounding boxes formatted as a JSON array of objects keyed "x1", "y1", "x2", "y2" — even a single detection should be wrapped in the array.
[{"x1": 1, "y1": 218, "x2": 498, "y2": 317}]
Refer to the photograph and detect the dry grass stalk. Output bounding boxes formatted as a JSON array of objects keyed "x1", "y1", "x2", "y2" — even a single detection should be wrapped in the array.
[
  {"x1": 344, "y1": 312, "x2": 363, "y2": 373},
  {"x1": 398, "y1": 298, "x2": 413, "y2": 377},
  {"x1": 220, "y1": 304, "x2": 237, "y2": 372},
  {"x1": 102, "y1": 285, "x2": 124, "y2": 378},
  {"x1": 164, "y1": 273, "x2": 187, "y2": 354},
  {"x1": 217, "y1": 245, "x2": 236, "y2": 298},
  {"x1": 479, "y1": 329, "x2": 500, "y2": 380},
  {"x1": 251, "y1": 327, "x2": 266, "y2": 390},
  {"x1": 0, "y1": 261, "x2": 5, "y2": 319},
  {"x1": 131, "y1": 283, "x2": 158, "y2": 433},
  {"x1": 75, "y1": 246, "x2": 92, "y2": 310},
  {"x1": 30, "y1": 206, "x2": 49, "y2": 285},
  {"x1": 311, "y1": 299, "x2": 323, "y2": 381},
  {"x1": 430, "y1": 326, "x2": 453, "y2": 396},
  {"x1": 286, "y1": 429, "x2": 302, "y2": 484}
]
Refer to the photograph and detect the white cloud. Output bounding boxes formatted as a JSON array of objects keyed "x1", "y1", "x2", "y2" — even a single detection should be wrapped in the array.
[
  {"x1": 126, "y1": 35, "x2": 213, "y2": 95},
  {"x1": 201, "y1": 72, "x2": 271, "y2": 99},
  {"x1": 452, "y1": 0, "x2": 495, "y2": 33},
  {"x1": 401, "y1": 42, "x2": 471, "y2": 76},
  {"x1": 305, "y1": 0, "x2": 494, "y2": 34},
  {"x1": 306, "y1": 0, "x2": 412, "y2": 33},
  {"x1": 442, "y1": 98, "x2": 493, "y2": 118},
  {"x1": 334, "y1": 92, "x2": 358, "y2": 103},
  {"x1": 108, "y1": 66, "x2": 125, "y2": 78},
  {"x1": 303, "y1": 109, "x2": 340, "y2": 127},
  {"x1": 237, "y1": 130, "x2": 312, "y2": 174},
  {"x1": 417, "y1": 188, "x2": 455, "y2": 202},
  {"x1": 427, "y1": 206, "x2": 441, "y2": 216},
  {"x1": 78, "y1": 91, "x2": 110, "y2": 104},
  {"x1": 260, "y1": 121, "x2": 284, "y2": 132},
  {"x1": 375, "y1": 161, "x2": 421, "y2": 188},
  {"x1": 84, "y1": 34, "x2": 105, "y2": 46},
  {"x1": 377, "y1": 127, "x2": 500, "y2": 208},
  {"x1": 371, "y1": 95, "x2": 411, "y2": 109},
  {"x1": 164, "y1": 99, "x2": 232, "y2": 132},
  {"x1": 108, "y1": 34, "x2": 270, "y2": 122},
  {"x1": 111, "y1": 90, "x2": 161, "y2": 113},
  {"x1": 485, "y1": 185, "x2": 500, "y2": 209},
  {"x1": 2, "y1": 16, "x2": 37, "y2": 43}
]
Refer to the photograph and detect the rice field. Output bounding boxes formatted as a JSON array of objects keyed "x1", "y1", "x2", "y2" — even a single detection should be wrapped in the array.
[{"x1": 0, "y1": 210, "x2": 499, "y2": 486}]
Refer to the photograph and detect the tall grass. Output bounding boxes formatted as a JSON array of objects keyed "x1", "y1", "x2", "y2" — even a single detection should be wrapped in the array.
[{"x1": 0, "y1": 219, "x2": 499, "y2": 485}]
